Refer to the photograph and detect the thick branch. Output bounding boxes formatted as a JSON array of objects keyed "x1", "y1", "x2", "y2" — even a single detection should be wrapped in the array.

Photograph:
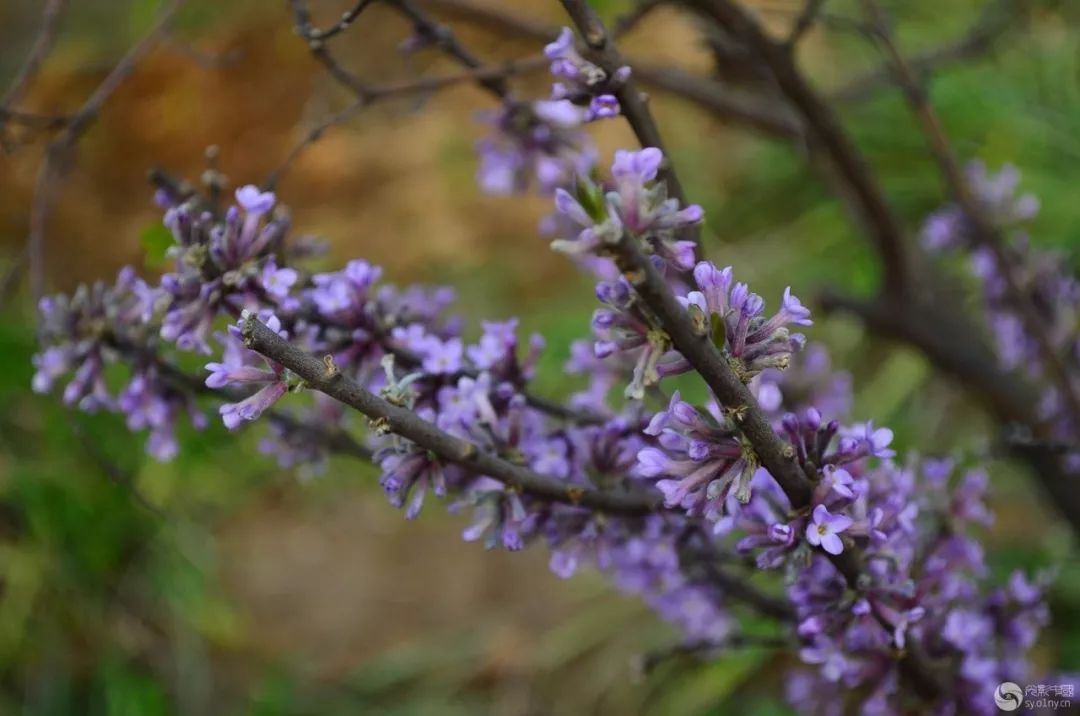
[
  {"x1": 242, "y1": 318, "x2": 663, "y2": 515},
  {"x1": 607, "y1": 233, "x2": 945, "y2": 698}
]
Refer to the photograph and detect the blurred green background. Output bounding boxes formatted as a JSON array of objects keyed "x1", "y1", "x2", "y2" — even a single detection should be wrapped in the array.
[{"x1": 1, "y1": 0, "x2": 1078, "y2": 713}]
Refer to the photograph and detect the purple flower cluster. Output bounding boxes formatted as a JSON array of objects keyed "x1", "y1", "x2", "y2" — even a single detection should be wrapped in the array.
[
  {"x1": 542, "y1": 151, "x2": 1051, "y2": 711},
  {"x1": 33, "y1": 266, "x2": 202, "y2": 460},
  {"x1": 475, "y1": 100, "x2": 597, "y2": 195},
  {"x1": 543, "y1": 27, "x2": 629, "y2": 123},
  {"x1": 32, "y1": 24, "x2": 1062, "y2": 713},
  {"x1": 922, "y1": 163, "x2": 1080, "y2": 468},
  {"x1": 783, "y1": 458, "x2": 1049, "y2": 715}
]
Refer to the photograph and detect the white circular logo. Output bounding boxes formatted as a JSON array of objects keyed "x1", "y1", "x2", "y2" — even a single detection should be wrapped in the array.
[{"x1": 994, "y1": 681, "x2": 1024, "y2": 711}]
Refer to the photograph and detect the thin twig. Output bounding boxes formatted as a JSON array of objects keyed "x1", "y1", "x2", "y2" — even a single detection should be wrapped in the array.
[
  {"x1": 832, "y1": 0, "x2": 1017, "y2": 103},
  {"x1": 390, "y1": 0, "x2": 510, "y2": 98},
  {"x1": 689, "y1": 0, "x2": 911, "y2": 297},
  {"x1": 263, "y1": 55, "x2": 548, "y2": 189},
  {"x1": 293, "y1": 0, "x2": 377, "y2": 41},
  {"x1": 0, "y1": 0, "x2": 68, "y2": 121},
  {"x1": 27, "y1": 0, "x2": 186, "y2": 299},
  {"x1": 786, "y1": 0, "x2": 827, "y2": 46},
  {"x1": 242, "y1": 317, "x2": 664, "y2": 515},
  {"x1": 612, "y1": 0, "x2": 668, "y2": 38},
  {"x1": 558, "y1": 0, "x2": 688, "y2": 208},
  {"x1": 641, "y1": 634, "x2": 789, "y2": 673}
]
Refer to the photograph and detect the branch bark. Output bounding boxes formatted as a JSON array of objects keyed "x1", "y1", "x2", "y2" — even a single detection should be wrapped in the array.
[
  {"x1": 606, "y1": 232, "x2": 946, "y2": 699},
  {"x1": 558, "y1": 0, "x2": 687, "y2": 206},
  {"x1": 242, "y1": 317, "x2": 664, "y2": 515}
]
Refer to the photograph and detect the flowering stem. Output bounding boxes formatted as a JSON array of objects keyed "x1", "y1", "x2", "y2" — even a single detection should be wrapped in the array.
[
  {"x1": 606, "y1": 234, "x2": 947, "y2": 699},
  {"x1": 242, "y1": 317, "x2": 664, "y2": 515},
  {"x1": 558, "y1": 0, "x2": 688, "y2": 210}
]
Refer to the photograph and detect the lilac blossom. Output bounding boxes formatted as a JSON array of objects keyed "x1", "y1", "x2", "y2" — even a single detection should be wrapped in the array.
[
  {"x1": 552, "y1": 148, "x2": 702, "y2": 271},
  {"x1": 804, "y1": 504, "x2": 852, "y2": 555},
  {"x1": 543, "y1": 27, "x2": 630, "y2": 122}
]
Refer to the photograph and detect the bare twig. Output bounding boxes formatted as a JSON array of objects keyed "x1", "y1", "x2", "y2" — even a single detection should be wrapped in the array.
[
  {"x1": 689, "y1": 0, "x2": 911, "y2": 297},
  {"x1": 242, "y1": 317, "x2": 664, "y2": 515},
  {"x1": 293, "y1": 0, "x2": 377, "y2": 41},
  {"x1": 613, "y1": 0, "x2": 668, "y2": 38},
  {"x1": 832, "y1": 0, "x2": 1017, "y2": 103},
  {"x1": 264, "y1": 55, "x2": 548, "y2": 189},
  {"x1": 860, "y1": 0, "x2": 1080, "y2": 437},
  {"x1": 786, "y1": 0, "x2": 827, "y2": 46},
  {"x1": 390, "y1": 0, "x2": 510, "y2": 98},
  {"x1": 0, "y1": 0, "x2": 68, "y2": 121},
  {"x1": 641, "y1": 634, "x2": 789, "y2": 673},
  {"x1": 0, "y1": 107, "x2": 71, "y2": 129},
  {"x1": 631, "y1": 62, "x2": 801, "y2": 138},
  {"x1": 27, "y1": 0, "x2": 186, "y2": 299},
  {"x1": 289, "y1": 0, "x2": 372, "y2": 96}
]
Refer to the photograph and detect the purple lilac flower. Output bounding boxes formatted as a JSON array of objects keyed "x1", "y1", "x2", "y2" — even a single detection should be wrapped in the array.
[
  {"x1": 475, "y1": 100, "x2": 596, "y2": 195},
  {"x1": 804, "y1": 504, "x2": 852, "y2": 555},
  {"x1": 552, "y1": 148, "x2": 702, "y2": 271},
  {"x1": 543, "y1": 27, "x2": 629, "y2": 122},
  {"x1": 680, "y1": 261, "x2": 810, "y2": 380},
  {"x1": 590, "y1": 274, "x2": 690, "y2": 398},
  {"x1": 207, "y1": 313, "x2": 289, "y2": 430}
]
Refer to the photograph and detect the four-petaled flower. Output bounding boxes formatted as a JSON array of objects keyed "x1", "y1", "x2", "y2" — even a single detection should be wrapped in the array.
[{"x1": 805, "y1": 504, "x2": 852, "y2": 555}]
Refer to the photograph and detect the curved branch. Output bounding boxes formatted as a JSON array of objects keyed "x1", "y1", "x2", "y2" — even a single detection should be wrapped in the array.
[
  {"x1": 606, "y1": 232, "x2": 946, "y2": 699},
  {"x1": 242, "y1": 317, "x2": 664, "y2": 515}
]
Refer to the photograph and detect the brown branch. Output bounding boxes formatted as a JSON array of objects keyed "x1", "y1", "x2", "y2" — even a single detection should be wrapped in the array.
[
  {"x1": 832, "y1": 0, "x2": 1017, "y2": 103},
  {"x1": 786, "y1": 0, "x2": 827, "y2": 45},
  {"x1": 26, "y1": 0, "x2": 186, "y2": 299},
  {"x1": 689, "y1": 0, "x2": 911, "y2": 297},
  {"x1": 425, "y1": 0, "x2": 802, "y2": 139},
  {"x1": 859, "y1": 0, "x2": 1080, "y2": 439},
  {"x1": 0, "y1": 0, "x2": 68, "y2": 120},
  {"x1": 264, "y1": 55, "x2": 548, "y2": 189},
  {"x1": 605, "y1": 232, "x2": 946, "y2": 699},
  {"x1": 630, "y1": 62, "x2": 801, "y2": 138},
  {"x1": 390, "y1": 0, "x2": 510, "y2": 98},
  {"x1": 558, "y1": 0, "x2": 688, "y2": 206},
  {"x1": 293, "y1": 0, "x2": 377, "y2": 41},
  {"x1": 289, "y1": 0, "x2": 372, "y2": 97},
  {"x1": 242, "y1": 317, "x2": 664, "y2": 514},
  {"x1": 612, "y1": 0, "x2": 668, "y2": 38},
  {"x1": 819, "y1": 289, "x2": 1080, "y2": 539}
]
